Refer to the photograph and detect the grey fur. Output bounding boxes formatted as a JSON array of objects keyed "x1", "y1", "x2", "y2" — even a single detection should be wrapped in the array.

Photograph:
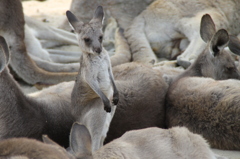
[
  {"x1": 124, "y1": 0, "x2": 240, "y2": 66},
  {"x1": 0, "y1": 35, "x2": 74, "y2": 147},
  {"x1": 59, "y1": 0, "x2": 154, "y2": 31},
  {"x1": 70, "y1": 123, "x2": 225, "y2": 159},
  {"x1": 166, "y1": 15, "x2": 240, "y2": 150},
  {"x1": 0, "y1": 136, "x2": 75, "y2": 159},
  {"x1": 0, "y1": 0, "x2": 78, "y2": 85},
  {"x1": 67, "y1": 7, "x2": 119, "y2": 151},
  {"x1": 105, "y1": 62, "x2": 168, "y2": 143}
]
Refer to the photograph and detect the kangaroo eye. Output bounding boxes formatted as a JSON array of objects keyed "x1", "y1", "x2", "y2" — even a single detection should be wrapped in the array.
[
  {"x1": 99, "y1": 36, "x2": 103, "y2": 42},
  {"x1": 226, "y1": 67, "x2": 233, "y2": 71},
  {"x1": 84, "y1": 38, "x2": 91, "y2": 43}
]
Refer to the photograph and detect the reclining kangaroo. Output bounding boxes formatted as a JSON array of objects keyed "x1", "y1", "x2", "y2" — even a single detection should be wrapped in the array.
[
  {"x1": 59, "y1": 0, "x2": 155, "y2": 31},
  {"x1": 166, "y1": 14, "x2": 240, "y2": 150},
  {"x1": 24, "y1": 16, "x2": 82, "y2": 65},
  {"x1": 68, "y1": 123, "x2": 227, "y2": 159},
  {"x1": 124, "y1": 0, "x2": 240, "y2": 68},
  {"x1": 0, "y1": 0, "x2": 78, "y2": 85},
  {"x1": 0, "y1": 135, "x2": 74, "y2": 159},
  {"x1": 0, "y1": 35, "x2": 75, "y2": 147}
]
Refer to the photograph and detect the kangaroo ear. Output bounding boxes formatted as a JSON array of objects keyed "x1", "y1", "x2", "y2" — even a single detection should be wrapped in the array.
[
  {"x1": 66, "y1": 10, "x2": 84, "y2": 32},
  {"x1": 92, "y1": 6, "x2": 104, "y2": 25},
  {"x1": 0, "y1": 36, "x2": 10, "y2": 73},
  {"x1": 42, "y1": 135, "x2": 60, "y2": 146},
  {"x1": 200, "y1": 14, "x2": 216, "y2": 43},
  {"x1": 70, "y1": 122, "x2": 92, "y2": 158},
  {"x1": 228, "y1": 35, "x2": 240, "y2": 56},
  {"x1": 210, "y1": 29, "x2": 229, "y2": 57}
]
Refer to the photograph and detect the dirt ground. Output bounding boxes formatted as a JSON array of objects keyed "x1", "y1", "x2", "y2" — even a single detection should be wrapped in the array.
[{"x1": 22, "y1": 0, "x2": 71, "y2": 27}]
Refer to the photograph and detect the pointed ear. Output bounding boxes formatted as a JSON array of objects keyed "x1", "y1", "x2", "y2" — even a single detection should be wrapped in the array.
[
  {"x1": 66, "y1": 10, "x2": 84, "y2": 32},
  {"x1": 228, "y1": 35, "x2": 240, "y2": 56},
  {"x1": 200, "y1": 14, "x2": 216, "y2": 43},
  {"x1": 92, "y1": 6, "x2": 104, "y2": 25},
  {"x1": 42, "y1": 135, "x2": 60, "y2": 146},
  {"x1": 70, "y1": 122, "x2": 92, "y2": 157},
  {"x1": 210, "y1": 29, "x2": 229, "y2": 56},
  {"x1": 0, "y1": 36, "x2": 10, "y2": 73}
]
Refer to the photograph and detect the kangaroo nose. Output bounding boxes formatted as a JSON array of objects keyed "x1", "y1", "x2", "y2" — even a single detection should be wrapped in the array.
[{"x1": 95, "y1": 48, "x2": 102, "y2": 54}]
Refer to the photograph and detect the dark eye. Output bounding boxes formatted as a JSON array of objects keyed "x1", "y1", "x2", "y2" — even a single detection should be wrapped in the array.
[
  {"x1": 99, "y1": 36, "x2": 103, "y2": 42},
  {"x1": 84, "y1": 38, "x2": 91, "y2": 43},
  {"x1": 226, "y1": 67, "x2": 234, "y2": 71}
]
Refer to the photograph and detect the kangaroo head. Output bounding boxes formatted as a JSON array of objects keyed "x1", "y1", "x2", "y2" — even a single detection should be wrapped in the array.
[
  {"x1": 66, "y1": 6, "x2": 104, "y2": 55},
  {"x1": 197, "y1": 14, "x2": 240, "y2": 80}
]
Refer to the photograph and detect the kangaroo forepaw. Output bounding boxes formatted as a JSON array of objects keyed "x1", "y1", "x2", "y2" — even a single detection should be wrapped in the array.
[
  {"x1": 112, "y1": 95, "x2": 119, "y2": 105},
  {"x1": 104, "y1": 105, "x2": 111, "y2": 113}
]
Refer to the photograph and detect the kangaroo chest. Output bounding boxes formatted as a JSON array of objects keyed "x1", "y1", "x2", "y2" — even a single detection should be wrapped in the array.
[{"x1": 80, "y1": 54, "x2": 113, "y2": 99}]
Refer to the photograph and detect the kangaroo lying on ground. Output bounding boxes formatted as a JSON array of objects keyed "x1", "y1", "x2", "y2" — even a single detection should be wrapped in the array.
[
  {"x1": 166, "y1": 14, "x2": 240, "y2": 150},
  {"x1": 59, "y1": 0, "x2": 155, "y2": 31},
  {"x1": 68, "y1": 123, "x2": 226, "y2": 159},
  {"x1": 24, "y1": 16, "x2": 82, "y2": 65},
  {"x1": 0, "y1": 35, "x2": 75, "y2": 147},
  {"x1": 124, "y1": 0, "x2": 240, "y2": 68},
  {"x1": 0, "y1": 136, "x2": 74, "y2": 159},
  {"x1": 0, "y1": 123, "x2": 227, "y2": 159},
  {"x1": 0, "y1": 0, "x2": 79, "y2": 85}
]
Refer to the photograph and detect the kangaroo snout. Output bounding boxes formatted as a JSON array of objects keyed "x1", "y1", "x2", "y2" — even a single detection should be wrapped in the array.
[{"x1": 94, "y1": 47, "x2": 102, "y2": 54}]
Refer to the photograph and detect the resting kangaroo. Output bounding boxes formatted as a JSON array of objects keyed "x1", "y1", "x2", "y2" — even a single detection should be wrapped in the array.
[
  {"x1": 67, "y1": 6, "x2": 119, "y2": 151},
  {"x1": 166, "y1": 14, "x2": 240, "y2": 150},
  {"x1": 67, "y1": 123, "x2": 226, "y2": 159},
  {"x1": 59, "y1": 0, "x2": 155, "y2": 31},
  {"x1": 124, "y1": 0, "x2": 240, "y2": 67},
  {"x1": 24, "y1": 16, "x2": 82, "y2": 65},
  {"x1": 0, "y1": 136, "x2": 74, "y2": 159},
  {"x1": 0, "y1": 0, "x2": 78, "y2": 85},
  {"x1": 0, "y1": 35, "x2": 75, "y2": 147}
]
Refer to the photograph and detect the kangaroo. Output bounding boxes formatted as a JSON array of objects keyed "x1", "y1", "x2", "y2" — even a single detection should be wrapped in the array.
[
  {"x1": 166, "y1": 14, "x2": 240, "y2": 150},
  {"x1": 0, "y1": 136, "x2": 74, "y2": 159},
  {"x1": 24, "y1": 16, "x2": 82, "y2": 64},
  {"x1": 0, "y1": 35, "x2": 75, "y2": 147},
  {"x1": 110, "y1": 28, "x2": 131, "y2": 67},
  {"x1": 59, "y1": 0, "x2": 154, "y2": 32},
  {"x1": 24, "y1": 23, "x2": 80, "y2": 73},
  {"x1": 66, "y1": 6, "x2": 119, "y2": 151},
  {"x1": 67, "y1": 123, "x2": 227, "y2": 159},
  {"x1": 104, "y1": 61, "x2": 168, "y2": 143},
  {"x1": 0, "y1": 0, "x2": 79, "y2": 85},
  {"x1": 124, "y1": 0, "x2": 240, "y2": 67},
  {"x1": 24, "y1": 16, "x2": 78, "y2": 47}
]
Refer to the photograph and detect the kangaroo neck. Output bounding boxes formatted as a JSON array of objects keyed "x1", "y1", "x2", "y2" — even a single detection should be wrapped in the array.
[{"x1": 0, "y1": 68, "x2": 27, "y2": 103}]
